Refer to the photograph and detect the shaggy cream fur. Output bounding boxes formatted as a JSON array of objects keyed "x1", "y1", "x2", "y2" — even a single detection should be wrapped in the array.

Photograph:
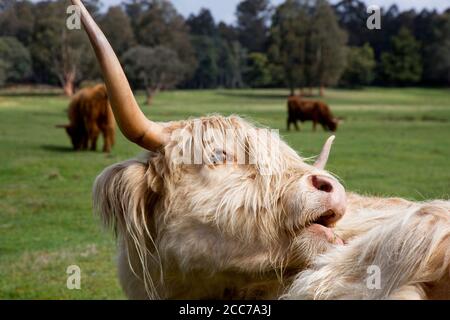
[
  {"x1": 284, "y1": 195, "x2": 449, "y2": 299},
  {"x1": 93, "y1": 115, "x2": 449, "y2": 300}
]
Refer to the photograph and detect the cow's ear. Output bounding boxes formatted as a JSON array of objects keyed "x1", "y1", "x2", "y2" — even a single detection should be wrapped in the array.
[{"x1": 93, "y1": 159, "x2": 160, "y2": 233}]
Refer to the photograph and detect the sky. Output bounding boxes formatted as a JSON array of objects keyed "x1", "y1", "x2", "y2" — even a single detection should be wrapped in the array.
[{"x1": 95, "y1": 0, "x2": 450, "y2": 23}]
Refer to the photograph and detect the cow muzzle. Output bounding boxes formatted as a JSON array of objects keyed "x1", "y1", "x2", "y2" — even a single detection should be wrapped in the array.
[{"x1": 308, "y1": 174, "x2": 347, "y2": 227}]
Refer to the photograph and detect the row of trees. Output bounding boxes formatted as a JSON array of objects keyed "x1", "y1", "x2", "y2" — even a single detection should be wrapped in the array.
[
  {"x1": 0, "y1": 0, "x2": 449, "y2": 102},
  {"x1": 336, "y1": 0, "x2": 449, "y2": 86}
]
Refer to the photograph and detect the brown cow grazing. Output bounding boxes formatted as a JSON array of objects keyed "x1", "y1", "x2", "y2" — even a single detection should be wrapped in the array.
[
  {"x1": 74, "y1": 0, "x2": 449, "y2": 300},
  {"x1": 58, "y1": 84, "x2": 115, "y2": 152},
  {"x1": 287, "y1": 96, "x2": 338, "y2": 132}
]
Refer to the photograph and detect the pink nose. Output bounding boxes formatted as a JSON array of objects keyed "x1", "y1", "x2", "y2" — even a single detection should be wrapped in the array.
[{"x1": 310, "y1": 175, "x2": 347, "y2": 225}]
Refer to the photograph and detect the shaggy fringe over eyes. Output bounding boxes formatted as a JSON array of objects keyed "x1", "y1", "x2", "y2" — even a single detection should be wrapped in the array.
[
  {"x1": 283, "y1": 201, "x2": 450, "y2": 300},
  {"x1": 165, "y1": 115, "x2": 305, "y2": 241}
]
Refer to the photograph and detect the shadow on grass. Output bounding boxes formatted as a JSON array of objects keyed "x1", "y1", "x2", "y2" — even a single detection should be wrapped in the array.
[
  {"x1": 32, "y1": 111, "x2": 66, "y2": 118},
  {"x1": 41, "y1": 145, "x2": 74, "y2": 153},
  {"x1": 0, "y1": 85, "x2": 64, "y2": 97},
  {"x1": 216, "y1": 91, "x2": 290, "y2": 100},
  {"x1": 0, "y1": 92, "x2": 63, "y2": 97},
  {"x1": 380, "y1": 115, "x2": 449, "y2": 123}
]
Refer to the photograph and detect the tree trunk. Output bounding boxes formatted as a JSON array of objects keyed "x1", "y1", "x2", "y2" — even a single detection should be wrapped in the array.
[
  {"x1": 319, "y1": 85, "x2": 325, "y2": 97},
  {"x1": 63, "y1": 80, "x2": 74, "y2": 96},
  {"x1": 145, "y1": 87, "x2": 159, "y2": 105},
  {"x1": 60, "y1": 29, "x2": 76, "y2": 97},
  {"x1": 146, "y1": 94, "x2": 153, "y2": 106}
]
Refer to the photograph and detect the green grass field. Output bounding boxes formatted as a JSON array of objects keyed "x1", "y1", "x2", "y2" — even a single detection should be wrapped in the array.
[{"x1": 0, "y1": 87, "x2": 449, "y2": 299}]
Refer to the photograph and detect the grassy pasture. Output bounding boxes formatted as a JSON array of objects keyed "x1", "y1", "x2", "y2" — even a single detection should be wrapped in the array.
[{"x1": 0, "y1": 87, "x2": 449, "y2": 299}]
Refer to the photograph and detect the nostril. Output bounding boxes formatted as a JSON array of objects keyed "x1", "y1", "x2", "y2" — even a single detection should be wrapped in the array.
[{"x1": 311, "y1": 175, "x2": 333, "y2": 193}]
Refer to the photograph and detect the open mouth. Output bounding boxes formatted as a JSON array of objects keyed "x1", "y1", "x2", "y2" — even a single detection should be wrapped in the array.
[
  {"x1": 309, "y1": 209, "x2": 339, "y2": 228},
  {"x1": 305, "y1": 210, "x2": 344, "y2": 245}
]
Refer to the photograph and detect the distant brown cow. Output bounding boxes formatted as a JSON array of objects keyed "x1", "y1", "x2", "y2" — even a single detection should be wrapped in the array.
[
  {"x1": 58, "y1": 84, "x2": 115, "y2": 152},
  {"x1": 287, "y1": 96, "x2": 339, "y2": 132}
]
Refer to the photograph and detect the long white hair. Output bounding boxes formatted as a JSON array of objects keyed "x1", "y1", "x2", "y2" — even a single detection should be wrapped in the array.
[{"x1": 284, "y1": 200, "x2": 450, "y2": 299}]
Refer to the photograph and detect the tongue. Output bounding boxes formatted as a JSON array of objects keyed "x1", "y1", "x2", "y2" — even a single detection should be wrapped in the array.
[{"x1": 307, "y1": 223, "x2": 344, "y2": 245}]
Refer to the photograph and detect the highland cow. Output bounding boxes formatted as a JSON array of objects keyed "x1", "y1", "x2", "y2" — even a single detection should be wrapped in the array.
[
  {"x1": 287, "y1": 96, "x2": 339, "y2": 132},
  {"x1": 73, "y1": 0, "x2": 449, "y2": 300},
  {"x1": 58, "y1": 84, "x2": 115, "y2": 152}
]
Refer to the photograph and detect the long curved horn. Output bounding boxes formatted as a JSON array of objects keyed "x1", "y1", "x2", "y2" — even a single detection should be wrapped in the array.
[
  {"x1": 71, "y1": 0, "x2": 168, "y2": 150},
  {"x1": 314, "y1": 135, "x2": 335, "y2": 169}
]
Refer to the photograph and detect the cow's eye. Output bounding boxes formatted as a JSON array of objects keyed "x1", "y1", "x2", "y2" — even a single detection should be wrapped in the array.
[{"x1": 211, "y1": 150, "x2": 227, "y2": 164}]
